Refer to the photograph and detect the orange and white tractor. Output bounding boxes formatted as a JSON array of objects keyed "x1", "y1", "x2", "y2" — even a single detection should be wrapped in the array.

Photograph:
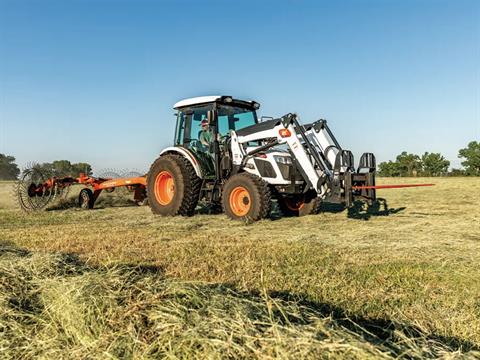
[{"x1": 146, "y1": 95, "x2": 378, "y2": 220}]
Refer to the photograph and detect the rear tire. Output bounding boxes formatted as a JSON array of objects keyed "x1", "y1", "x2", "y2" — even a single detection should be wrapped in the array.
[
  {"x1": 277, "y1": 193, "x2": 321, "y2": 217},
  {"x1": 222, "y1": 173, "x2": 271, "y2": 221},
  {"x1": 147, "y1": 154, "x2": 201, "y2": 216},
  {"x1": 78, "y1": 188, "x2": 95, "y2": 209}
]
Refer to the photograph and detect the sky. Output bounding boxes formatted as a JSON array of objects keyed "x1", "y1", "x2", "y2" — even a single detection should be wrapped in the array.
[{"x1": 0, "y1": 0, "x2": 479, "y2": 172}]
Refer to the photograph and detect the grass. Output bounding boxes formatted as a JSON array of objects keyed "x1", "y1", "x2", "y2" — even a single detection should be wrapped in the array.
[{"x1": 0, "y1": 178, "x2": 479, "y2": 359}]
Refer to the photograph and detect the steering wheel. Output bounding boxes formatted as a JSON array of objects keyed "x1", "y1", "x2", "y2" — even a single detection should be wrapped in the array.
[
  {"x1": 189, "y1": 139, "x2": 202, "y2": 149},
  {"x1": 191, "y1": 139, "x2": 212, "y2": 153}
]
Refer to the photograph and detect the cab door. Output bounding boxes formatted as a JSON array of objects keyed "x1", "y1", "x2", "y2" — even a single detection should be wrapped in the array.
[{"x1": 176, "y1": 104, "x2": 216, "y2": 177}]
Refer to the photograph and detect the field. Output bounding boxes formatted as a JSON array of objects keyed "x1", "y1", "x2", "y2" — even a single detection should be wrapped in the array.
[{"x1": 0, "y1": 177, "x2": 479, "y2": 359}]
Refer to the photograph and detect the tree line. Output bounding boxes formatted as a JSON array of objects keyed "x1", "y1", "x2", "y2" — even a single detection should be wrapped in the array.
[
  {"x1": 378, "y1": 141, "x2": 480, "y2": 177},
  {"x1": 34, "y1": 160, "x2": 93, "y2": 178},
  {"x1": 0, "y1": 155, "x2": 92, "y2": 180}
]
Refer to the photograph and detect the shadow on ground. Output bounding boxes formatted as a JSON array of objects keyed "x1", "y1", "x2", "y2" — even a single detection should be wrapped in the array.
[
  {"x1": 347, "y1": 198, "x2": 406, "y2": 220},
  {"x1": 319, "y1": 198, "x2": 406, "y2": 221},
  {"x1": 266, "y1": 289, "x2": 478, "y2": 355}
]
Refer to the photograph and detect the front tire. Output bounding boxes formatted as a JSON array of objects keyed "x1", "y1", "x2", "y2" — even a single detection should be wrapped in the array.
[
  {"x1": 147, "y1": 154, "x2": 201, "y2": 216},
  {"x1": 222, "y1": 173, "x2": 271, "y2": 221}
]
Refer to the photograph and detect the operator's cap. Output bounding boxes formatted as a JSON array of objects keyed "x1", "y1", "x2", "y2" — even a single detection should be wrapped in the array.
[{"x1": 201, "y1": 119, "x2": 209, "y2": 125}]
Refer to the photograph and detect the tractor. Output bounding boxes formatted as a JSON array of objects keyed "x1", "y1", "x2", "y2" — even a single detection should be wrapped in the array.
[{"x1": 146, "y1": 95, "x2": 377, "y2": 221}]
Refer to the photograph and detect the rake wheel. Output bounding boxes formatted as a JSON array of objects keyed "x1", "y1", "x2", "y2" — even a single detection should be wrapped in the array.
[{"x1": 14, "y1": 164, "x2": 59, "y2": 212}]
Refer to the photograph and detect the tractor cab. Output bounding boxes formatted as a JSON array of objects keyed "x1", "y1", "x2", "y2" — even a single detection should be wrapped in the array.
[{"x1": 173, "y1": 95, "x2": 261, "y2": 176}]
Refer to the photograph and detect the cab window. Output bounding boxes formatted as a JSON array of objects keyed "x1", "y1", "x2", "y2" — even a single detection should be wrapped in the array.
[
  {"x1": 176, "y1": 105, "x2": 212, "y2": 150},
  {"x1": 217, "y1": 105, "x2": 257, "y2": 136}
]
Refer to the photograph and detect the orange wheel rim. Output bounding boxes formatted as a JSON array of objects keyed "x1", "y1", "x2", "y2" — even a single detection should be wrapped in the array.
[
  {"x1": 285, "y1": 197, "x2": 305, "y2": 211},
  {"x1": 229, "y1": 186, "x2": 251, "y2": 216},
  {"x1": 154, "y1": 171, "x2": 175, "y2": 205}
]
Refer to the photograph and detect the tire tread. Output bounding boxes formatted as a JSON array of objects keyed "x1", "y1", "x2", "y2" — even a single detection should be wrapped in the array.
[
  {"x1": 147, "y1": 154, "x2": 201, "y2": 216},
  {"x1": 222, "y1": 172, "x2": 271, "y2": 221}
]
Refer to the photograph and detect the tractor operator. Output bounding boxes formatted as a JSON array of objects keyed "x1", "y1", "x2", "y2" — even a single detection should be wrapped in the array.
[{"x1": 199, "y1": 119, "x2": 213, "y2": 147}]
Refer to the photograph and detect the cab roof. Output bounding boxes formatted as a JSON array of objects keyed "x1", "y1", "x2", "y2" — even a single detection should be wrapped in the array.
[{"x1": 173, "y1": 95, "x2": 260, "y2": 110}]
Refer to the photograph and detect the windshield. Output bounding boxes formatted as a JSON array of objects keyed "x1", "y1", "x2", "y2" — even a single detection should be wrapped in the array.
[{"x1": 217, "y1": 105, "x2": 257, "y2": 136}]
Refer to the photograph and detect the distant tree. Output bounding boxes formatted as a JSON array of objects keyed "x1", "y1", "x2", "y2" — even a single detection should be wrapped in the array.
[
  {"x1": 396, "y1": 151, "x2": 422, "y2": 176},
  {"x1": 421, "y1": 152, "x2": 450, "y2": 176},
  {"x1": 51, "y1": 160, "x2": 73, "y2": 176},
  {"x1": 0, "y1": 154, "x2": 20, "y2": 180},
  {"x1": 34, "y1": 160, "x2": 93, "y2": 177},
  {"x1": 72, "y1": 163, "x2": 93, "y2": 176},
  {"x1": 458, "y1": 141, "x2": 480, "y2": 175},
  {"x1": 378, "y1": 161, "x2": 402, "y2": 177},
  {"x1": 448, "y1": 168, "x2": 466, "y2": 177}
]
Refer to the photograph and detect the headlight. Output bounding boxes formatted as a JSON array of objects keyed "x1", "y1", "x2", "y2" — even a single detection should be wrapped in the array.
[{"x1": 273, "y1": 155, "x2": 292, "y2": 165}]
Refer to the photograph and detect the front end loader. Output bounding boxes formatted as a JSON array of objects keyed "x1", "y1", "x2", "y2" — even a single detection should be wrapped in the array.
[{"x1": 145, "y1": 96, "x2": 432, "y2": 221}]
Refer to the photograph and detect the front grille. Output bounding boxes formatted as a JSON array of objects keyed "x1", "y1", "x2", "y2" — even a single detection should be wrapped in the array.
[
  {"x1": 277, "y1": 163, "x2": 291, "y2": 180},
  {"x1": 254, "y1": 159, "x2": 276, "y2": 178}
]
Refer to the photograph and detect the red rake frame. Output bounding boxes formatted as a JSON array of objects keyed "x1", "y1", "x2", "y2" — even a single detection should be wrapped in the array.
[{"x1": 25, "y1": 172, "x2": 147, "y2": 211}]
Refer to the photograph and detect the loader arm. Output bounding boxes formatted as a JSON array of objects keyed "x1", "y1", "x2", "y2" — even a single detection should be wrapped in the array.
[
  {"x1": 232, "y1": 113, "x2": 333, "y2": 197},
  {"x1": 230, "y1": 112, "x2": 388, "y2": 207}
]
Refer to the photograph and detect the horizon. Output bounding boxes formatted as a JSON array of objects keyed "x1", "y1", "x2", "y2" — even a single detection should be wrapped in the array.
[{"x1": 1, "y1": 0, "x2": 479, "y2": 172}]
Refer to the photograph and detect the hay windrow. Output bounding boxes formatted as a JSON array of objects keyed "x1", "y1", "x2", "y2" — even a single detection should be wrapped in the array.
[{"x1": 1, "y1": 249, "x2": 476, "y2": 359}]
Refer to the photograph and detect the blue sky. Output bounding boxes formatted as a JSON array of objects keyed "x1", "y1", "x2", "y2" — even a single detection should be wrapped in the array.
[{"x1": 0, "y1": 0, "x2": 478, "y2": 171}]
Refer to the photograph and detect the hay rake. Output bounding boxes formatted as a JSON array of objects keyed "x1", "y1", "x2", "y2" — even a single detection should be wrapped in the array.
[{"x1": 15, "y1": 164, "x2": 147, "y2": 211}]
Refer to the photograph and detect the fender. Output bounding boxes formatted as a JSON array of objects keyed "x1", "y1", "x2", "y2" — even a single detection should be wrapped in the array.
[{"x1": 159, "y1": 146, "x2": 203, "y2": 178}]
